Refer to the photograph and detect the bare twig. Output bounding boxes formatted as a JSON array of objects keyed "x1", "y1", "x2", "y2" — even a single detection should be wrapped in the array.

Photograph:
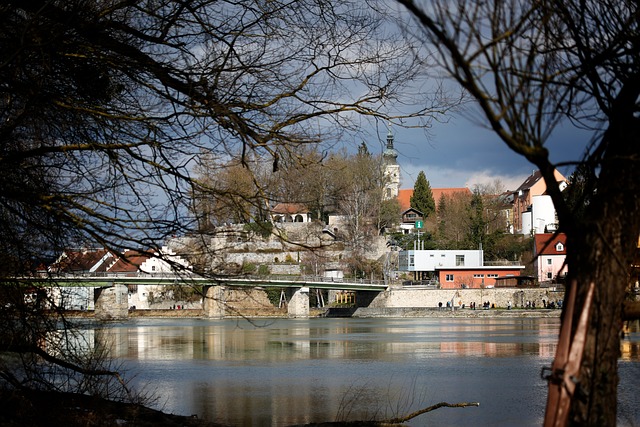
[{"x1": 382, "y1": 401, "x2": 480, "y2": 424}]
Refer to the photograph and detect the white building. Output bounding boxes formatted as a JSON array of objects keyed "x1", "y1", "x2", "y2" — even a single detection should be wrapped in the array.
[
  {"x1": 512, "y1": 169, "x2": 567, "y2": 235},
  {"x1": 522, "y1": 195, "x2": 559, "y2": 235},
  {"x1": 398, "y1": 250, "x2": 484, "y2": 272}
]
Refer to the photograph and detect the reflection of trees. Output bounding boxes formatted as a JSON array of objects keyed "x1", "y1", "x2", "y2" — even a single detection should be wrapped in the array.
[
  {"x1": 439, "y1": 342, "x2": 556, "y2": 358},
  {"x1": 621, "y1": 321, "x2": 640, "y2": 361},
  {"x1": 93, "y1": 318, "x2": 640, "y2": 423},
  {"x1": 97, "y1": 319, "x2": 566, "y2": 361}
]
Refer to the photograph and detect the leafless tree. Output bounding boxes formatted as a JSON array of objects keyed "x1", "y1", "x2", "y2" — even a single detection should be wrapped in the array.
[
  {"x1": 331, "y1": 147, "x2": 387, "y2": 256},
  {"x1": 0, "y1": 0, "x2": 451, "y2": 408},
  {"x1": 396, "y1": 0, "x2": 640, "y2": 425},
  {"x1": 435, "y1": 191, "x2": 473, "y2": 248}
]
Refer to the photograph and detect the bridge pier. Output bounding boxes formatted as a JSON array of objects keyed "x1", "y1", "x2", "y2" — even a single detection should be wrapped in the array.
[
  {"x1": 288, "y1": 287, "x2": 309, "y2": 318},
  {"x1": 203, "y1": 285, "x2": 226, "y2": 318},
  {"x1": 94, "y1": 284, "x2": 128, "y2": 320}
]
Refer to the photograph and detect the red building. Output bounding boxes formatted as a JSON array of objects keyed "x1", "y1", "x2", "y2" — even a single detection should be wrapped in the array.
[{"x1": 435, "y1": 266, "x2": 525, "y2": 289}]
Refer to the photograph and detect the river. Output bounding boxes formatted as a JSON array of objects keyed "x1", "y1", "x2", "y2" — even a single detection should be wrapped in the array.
[{"x1": 94, "y1": 317, "x2": 640, "y2": 426}]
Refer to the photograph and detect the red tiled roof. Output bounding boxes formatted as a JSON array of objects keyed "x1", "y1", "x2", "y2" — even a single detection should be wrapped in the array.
[
  {"x1": 397, "y1": 189, "x2": 413, "y2": 211},
  {"x1": 271, "y1": 203, "x2": 309, "y2": 214},
  {"x1": 515, "y1": 169, "x2": 568, "y2": 193},
  {"x1": 54, "y1": 249, "x2": 112, "y2": 273},
  {"x1": 397, "y1": 187, "x2": 471, "y2": 211},
  {"x1": 107, "y1": 250, "x2": 151, "y2": 273},
  {"x1": 534, "y1": 233, "x2": 567, "y2": 256},
  {"x1": 52, "y1": 248, "x2": 154, "y2": 274},
  {"x1": 515, "y1": 170, "x2": 544, "y2": 193}
]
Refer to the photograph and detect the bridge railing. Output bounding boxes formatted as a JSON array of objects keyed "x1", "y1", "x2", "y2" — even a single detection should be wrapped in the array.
[
  {"x1": 44, "y1": 272, "x2": 387, "y2": 287},
  {"x1": 248, "y1": 275, "x2": 386, "y2": 287},
  {"x1": 49, "y1": 271, "x2": 196, "y2": 279}
]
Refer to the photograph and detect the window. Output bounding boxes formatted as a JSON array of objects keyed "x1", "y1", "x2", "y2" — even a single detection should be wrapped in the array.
[
  {"x1": 151, "y1": 265, "x2": 156, "y2": 271},
  {"x1": 547, "y1": 259, "x2": 552, "y2": 265},
  {"x1": 547, "y1": 272, "x2": 553, "y2": 279},
  {"x1": 456, "y1": 255, "x2": 465, "y2": 266},
  {"x1": 556, "y1": 242, "x2": 564, "y2": 251},
  {"x1": 409, "y1": 255, "x2": 414, "y2": 267},
  {"x1": 487, "y1": 274, "x2": 499, "y2": 278},
  {"x1": 446, "y1": 274, "x2": 454, "y2": 282},
  {"x1": 430, "y1": 254, "x2": 434, "y2": 257},
  {"x1": 473, "y1": 274, "x2": 485, "y2": 278}
]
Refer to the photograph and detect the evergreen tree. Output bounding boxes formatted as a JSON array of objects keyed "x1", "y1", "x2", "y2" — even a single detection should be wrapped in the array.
[
  {"x1": 410, "y1": 171, "x2": 435, "y2": 217},
  {"x1": 563, "y1": 162, "x2": 595, "y2": 224},
  {"x1": 466, "y1": 190, "x2": 485, "y2": 249},
  {"x1": 436, "y1": 194, "x2": 447, "y2": 247}
]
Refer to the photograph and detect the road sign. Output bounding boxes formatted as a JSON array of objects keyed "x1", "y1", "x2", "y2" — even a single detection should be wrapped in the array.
[{"x1": 415, "y1": 220, "x2": 423, "y2": 229}]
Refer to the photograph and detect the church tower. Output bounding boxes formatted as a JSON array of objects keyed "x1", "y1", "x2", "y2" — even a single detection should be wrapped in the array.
[{"x1": 382, "y1": 126, "x2": 400, "y2": 200}]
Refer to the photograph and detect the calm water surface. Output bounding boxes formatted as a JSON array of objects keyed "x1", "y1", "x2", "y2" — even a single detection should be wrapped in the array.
[{"x1": 96, "y1": 317, "x2": 640, "y2": 426}]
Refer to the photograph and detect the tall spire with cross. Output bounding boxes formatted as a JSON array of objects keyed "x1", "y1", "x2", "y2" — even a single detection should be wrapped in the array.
[
  {"x1": 383, "y1": 124, "x2": 398, "y2": 162},
  {"x1": 382, "y1": 124, "x2": 400, "y2": 200}
]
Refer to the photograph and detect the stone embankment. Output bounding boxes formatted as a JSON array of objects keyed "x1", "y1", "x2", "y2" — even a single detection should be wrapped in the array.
[
  {"x1": 65, "y1": 306, "x2": 560, "y2": 319},
  {"x1": 66, "y1": 286, "x2": 565, "y2": 319},
  {"x1": 349, "y1": 307, "x2": 561, "y2": 318},
  {"x1": 368, "y1": 286, "x2": 564, "y2": 311}
]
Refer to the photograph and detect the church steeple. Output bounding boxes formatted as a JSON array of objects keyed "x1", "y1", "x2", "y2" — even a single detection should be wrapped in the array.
[
  {"x1": 382, "y1": 125, "x2": 400, "y2": 200},
  {"x1": 383, "y1": 124, "x2": 398, "y2": 164}
]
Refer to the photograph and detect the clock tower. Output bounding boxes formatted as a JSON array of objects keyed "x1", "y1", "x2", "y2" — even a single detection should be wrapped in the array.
[{"x1": 382, "y1": 126, "x2": 400, "y2": 200}]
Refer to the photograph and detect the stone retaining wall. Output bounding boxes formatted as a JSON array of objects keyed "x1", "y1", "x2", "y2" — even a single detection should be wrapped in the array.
[
  {"x1": 351, "y1": 307, "x2": 561, "y2": 318},
  {"x1": 369, "y1": 287, "x2": 564, "y2": 309}
]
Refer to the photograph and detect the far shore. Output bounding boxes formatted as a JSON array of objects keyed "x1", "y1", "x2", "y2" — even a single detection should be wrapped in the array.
[{"x1": 62, "y1": 307, "x2": 562, "y2": 319}]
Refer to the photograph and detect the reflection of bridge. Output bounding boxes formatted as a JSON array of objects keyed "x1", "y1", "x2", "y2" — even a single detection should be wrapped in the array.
[{"x1": 40, "y1": 274, "x2": 388, "y2": 319}]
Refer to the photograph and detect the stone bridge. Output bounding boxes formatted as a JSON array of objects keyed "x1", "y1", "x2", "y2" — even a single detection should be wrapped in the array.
[{"x1": 47, "y1": 275, "x2": 388, "y2": 319}]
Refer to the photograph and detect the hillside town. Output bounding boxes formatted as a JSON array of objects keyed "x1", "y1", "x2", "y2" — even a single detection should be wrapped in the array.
[
  {"x1": 48, "y1": 130, "x2": 583, "y2": 314},
  {"x1": 4, "y1": 3, "x2": 639, "y2": 427}
]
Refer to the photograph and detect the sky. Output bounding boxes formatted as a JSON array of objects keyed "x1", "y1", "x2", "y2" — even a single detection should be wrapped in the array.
[
  {"x1": 383, "y1": 112, "x2": 593, "y2": 192},
  {"x1": 362, "y1": 3, "x2": 597, "y2": 193}
]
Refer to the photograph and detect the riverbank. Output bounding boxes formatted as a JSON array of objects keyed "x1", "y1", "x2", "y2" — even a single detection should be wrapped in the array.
[
  {"x1": 351, "y1": 306, "x2": 561, "y2": 318},
  {"x1": 0, "y1": 389, "x2": 228, "y2": 427},
  {"x1": 63, "y1": 306, "x2": 561, "y2": 319}
]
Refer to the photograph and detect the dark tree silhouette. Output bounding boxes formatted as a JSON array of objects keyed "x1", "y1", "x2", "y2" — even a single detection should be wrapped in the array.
[
  {"x1": 397, "y1": 0, "x2": 640, "y2": 425},
  {"x1": 0, "y1": 0, "x2": 451, "y2": 410}
]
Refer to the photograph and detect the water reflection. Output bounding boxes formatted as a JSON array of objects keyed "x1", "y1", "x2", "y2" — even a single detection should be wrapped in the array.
[
  {"x1": 622, "y1": 320, "x2": 640, "y2": 361},
  {"x1": 100, "y1": 318, "x2": 563, "y2": 361},
  {"x1": 91, "y1": 318, "x2": 639, "y2": 427}
]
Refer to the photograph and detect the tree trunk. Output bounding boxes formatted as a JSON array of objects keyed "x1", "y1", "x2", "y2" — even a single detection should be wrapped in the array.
[{"x1": 565, "y1": 81, "x2": 640, "y2": 426}]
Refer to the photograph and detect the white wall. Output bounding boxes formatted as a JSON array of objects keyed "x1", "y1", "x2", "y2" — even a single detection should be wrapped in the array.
[
  {"x1": 521, "y1": 195, "x2": 558, "y2": 235},
  {"x1": 369, "y1": 287, "x2": 564, "y2": 309},
  {"x1": 532, "y1": 195, "x2": 557, "y2": 233},
  {"x1": 52, "y1": 287, "x2": 94, "y2": 310},
  {"x1": 521, "y1": 211, "x2": 532, "y2": 235},
  {"x1": 128, "y1": 284, "x2": 201, "y2": 309},
  {"x1": 398, "y1": 250, "x2": 484, "y2": 272},
  {"x1": 139, "y1": 246, "x2": 191, "y2": 274}
]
